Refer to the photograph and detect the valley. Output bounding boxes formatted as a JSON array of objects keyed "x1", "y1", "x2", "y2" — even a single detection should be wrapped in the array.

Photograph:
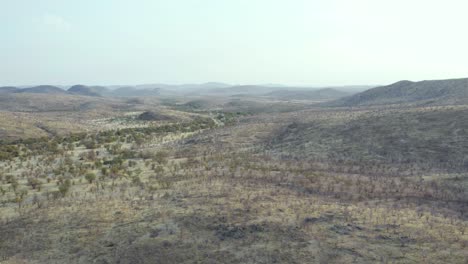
[{"x1": 0, "y1": 79, "x2": 467, "y2": 263}]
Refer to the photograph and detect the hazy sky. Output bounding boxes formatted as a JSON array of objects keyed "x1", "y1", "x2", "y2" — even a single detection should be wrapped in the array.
[{"x1": 2, "y1": 0, "x2": 468, "y2": 86}]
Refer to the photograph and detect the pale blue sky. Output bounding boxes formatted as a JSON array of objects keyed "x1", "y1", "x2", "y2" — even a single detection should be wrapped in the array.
[{"x1": 1, "y1": 0, "x2": 468, "y2": 86}]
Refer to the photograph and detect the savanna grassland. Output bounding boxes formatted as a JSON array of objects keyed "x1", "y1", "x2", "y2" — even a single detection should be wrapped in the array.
[{"x1": 0, "y1": 92, "x2": 467, "y2": 264}]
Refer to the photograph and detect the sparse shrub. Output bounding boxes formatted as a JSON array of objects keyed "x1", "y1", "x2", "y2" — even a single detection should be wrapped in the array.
[
  {"x1": 27, "y1": 177, "x2": 42, "y2": 190},
  {"x1": 132, "y1": 176, "x2": 143, "y2": 186},
  {"x1": 58, "y1": 179, "x2": 71, "y2": 197},
  {"x1": 153, "y1": 151, "x2": 168, "y2": 165},
  {"x1": 85, "y1": 172, "x2": 96, "y2": 184},
  {"x1": 82, "y1": 140, "x2": 97, "y2": 149},
  {"x1": 15, "y1": 187, "x2": 28, "y2": 207},
  {"x1": 8, "y1": 176, "x2": 19, "y2": 191}
]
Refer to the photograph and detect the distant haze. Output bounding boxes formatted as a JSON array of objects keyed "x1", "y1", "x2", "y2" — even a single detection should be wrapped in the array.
[{"x1": 2, "y1": 0, "x2": 468, "y2": 86}]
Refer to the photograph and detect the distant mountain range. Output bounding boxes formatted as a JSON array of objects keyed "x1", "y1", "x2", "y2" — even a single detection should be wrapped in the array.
[
  {"x1": 16, "y1": 85, "x2": 67, "y2": 94},
  {"x1": 265, "y1": 88, "x2": 351, "y2": 100},
  {"x1": 68, "y1": 85, "x2": 107, "y2": 97},
  {"x1": 0, "y1": 83, "x2": 369, "y2": 98},
  {"x1": 4, "y1": 78, "x2": 468, "y2": 106},
  {"x1": 184, "y1": 85, "x2": 370, "y2": 98},
  {"x1": 107, "y1": 86, "x2": 160, "y2": 97},
  {"x1": 0, "y1": 86, "x2": 20, "y2": 93},
  {"x1": 0, "y1": 85, "x2": 161, "y2": 97},
  {"x1": 187, "y1": 85, "x2": 287, "y2": 96},
  {"x1": 328, "y1": 78, "x2": 468, "y2": 106}
]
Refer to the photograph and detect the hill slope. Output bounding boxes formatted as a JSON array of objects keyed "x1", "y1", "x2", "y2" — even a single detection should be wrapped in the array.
[
  {"x1": 329, "y1": 78, "x2": 468, "y2": 106},
  {"x1": 267, "y1": 106, "x2": 468, "y2": 173}
]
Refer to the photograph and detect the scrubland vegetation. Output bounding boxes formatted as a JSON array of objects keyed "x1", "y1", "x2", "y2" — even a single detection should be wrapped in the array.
[{"x1": 0, "y1": 91, "x2": 467, "y2": 263}]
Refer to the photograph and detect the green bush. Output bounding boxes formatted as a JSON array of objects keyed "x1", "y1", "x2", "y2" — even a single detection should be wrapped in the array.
[
  {"x1": 58, "y1": 179, "x2": 71, "y2": 197},
  {"x1": 85, "y1": 172, "x2": 96, "y2": 184}
]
